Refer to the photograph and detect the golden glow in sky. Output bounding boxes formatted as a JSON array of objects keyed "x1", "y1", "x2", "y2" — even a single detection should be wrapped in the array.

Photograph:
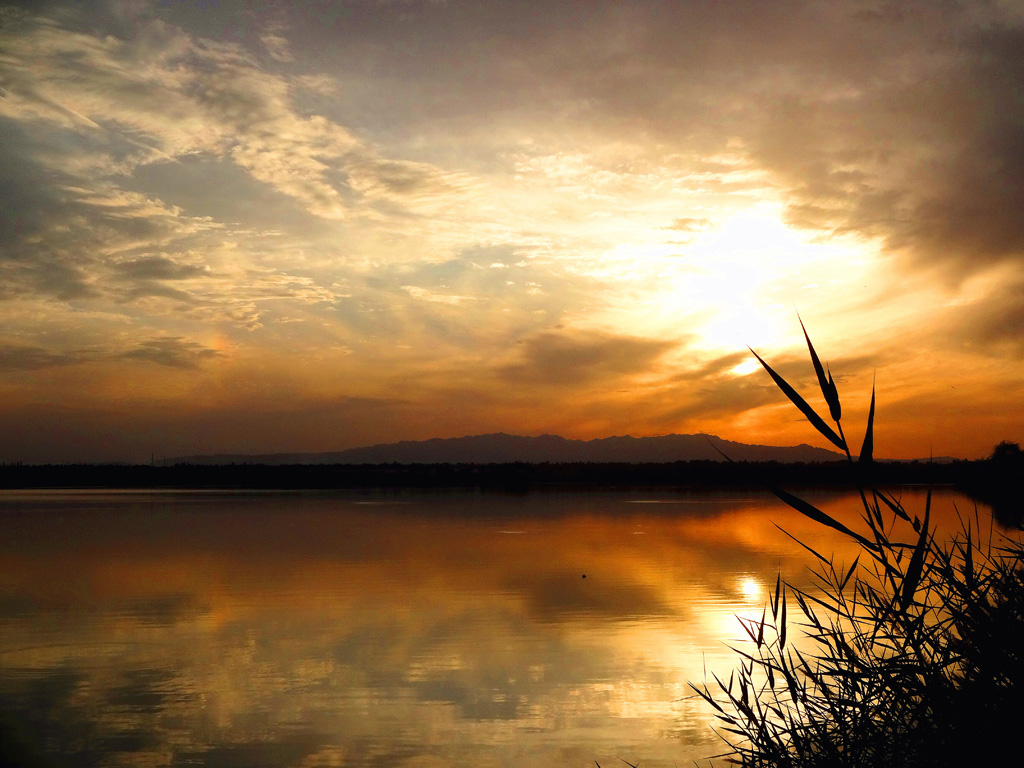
[{"x1": 1, "y1": 1, "x2": 1022, "y2": 462}]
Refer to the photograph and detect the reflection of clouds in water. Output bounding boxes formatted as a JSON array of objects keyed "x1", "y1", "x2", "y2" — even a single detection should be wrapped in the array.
[{"x1": 0, "y1": 489, "x2": 986, "y2": 767}]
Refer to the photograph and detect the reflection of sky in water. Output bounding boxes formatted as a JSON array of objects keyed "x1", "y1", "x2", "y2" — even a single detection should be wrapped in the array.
[{"x1": 0, "y1": 488, "x2": 987, "y2": 767}]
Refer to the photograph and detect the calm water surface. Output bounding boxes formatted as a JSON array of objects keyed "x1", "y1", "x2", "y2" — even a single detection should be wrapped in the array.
[{"x1": 0, "y1": 487, "x2": 989, "y2": 767}]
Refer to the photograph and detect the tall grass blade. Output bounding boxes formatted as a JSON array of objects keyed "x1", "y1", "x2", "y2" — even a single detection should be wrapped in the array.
[
  {"x1": 775, "y1": 523, "x2": 831, "y2": 564},
  {"x1": 875, "y1": 488, "x2": 911, "y2": 523},
  {"x1": 859, "y1": 378, "x2": 875, "y2": 466},
  {"x1": 748, "y1": 347, "x2": 845, "y2": 450},
  {"x1": 769, "y1": 484, "x2": 872, "y2": 548},
  {"x1": 840, "y1": 555, "x2": 861, "y2": 592},
  {"x1": 798, "y1": 313, "x2": 841, "y2": 422},
  {"x1": 780, "y1": 590, "x2": 787, "y2": 650},
  {"x1": 963, "y1": 524, "x2": 974, "y2": 591},
  {"x1": 826, "y1": 368, "x2": 841, "y2": 421},
  {"x1": 899, "y1": 497, "x2": 930, "y2": 613}
]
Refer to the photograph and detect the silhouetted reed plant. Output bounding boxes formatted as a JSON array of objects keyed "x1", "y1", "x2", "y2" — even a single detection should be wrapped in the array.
[{"x1": 692, "y1": 320, "x2": 1024, "y2": 767}]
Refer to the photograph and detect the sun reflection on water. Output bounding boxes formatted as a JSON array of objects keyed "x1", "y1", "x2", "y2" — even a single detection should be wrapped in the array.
[{"x1": 738, "y1": 575, "x2": 764, "y2": 601}]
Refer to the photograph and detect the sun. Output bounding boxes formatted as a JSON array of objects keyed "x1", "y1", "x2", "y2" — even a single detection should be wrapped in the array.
[{"x1": 656, "y1": 206, "x2": 864, "y2": 354}]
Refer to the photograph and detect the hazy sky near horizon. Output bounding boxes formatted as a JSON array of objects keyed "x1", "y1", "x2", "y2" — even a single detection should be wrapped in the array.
[{"x1": 2, "y1": 0, "x2": 1023, "y2": 462}]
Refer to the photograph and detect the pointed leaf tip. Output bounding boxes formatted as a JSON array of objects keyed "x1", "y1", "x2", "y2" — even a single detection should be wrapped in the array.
[
  {"x1": 749, "y1": 347, "x2": 846, "y2": 450},
  {"x1": 799, "y1": 315, "x2": 841, "y2": 423},
  {"x1": 859, "y1": 380, "x2": 875, "y2": 466},
  {"x1": 826, "y1": 367, "x2": 841, "y2": 421}
]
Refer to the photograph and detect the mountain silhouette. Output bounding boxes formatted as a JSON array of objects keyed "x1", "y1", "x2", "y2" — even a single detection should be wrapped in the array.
[{"x1": 170, "y1": 433, "x2": 843, "y2": 465}]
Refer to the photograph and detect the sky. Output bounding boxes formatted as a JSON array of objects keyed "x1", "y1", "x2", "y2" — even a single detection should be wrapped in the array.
[{"x1": 1, "y1": 0, "x2": 1023, "y2": 463}]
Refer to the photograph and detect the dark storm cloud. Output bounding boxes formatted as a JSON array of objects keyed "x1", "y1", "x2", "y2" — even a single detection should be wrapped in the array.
[{"x1": 500, "y1": 331, "x2": 677, "y2": 387}]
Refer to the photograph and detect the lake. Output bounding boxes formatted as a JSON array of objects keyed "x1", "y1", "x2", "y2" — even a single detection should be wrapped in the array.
[{"x1": 0, "y1": 486, "x2": 991, "y2": 767}]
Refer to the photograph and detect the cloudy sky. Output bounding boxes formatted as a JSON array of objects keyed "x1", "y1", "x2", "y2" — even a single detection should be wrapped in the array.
[{"x1": 1, "y1": 0, "x2": 1022, "y2": 462}]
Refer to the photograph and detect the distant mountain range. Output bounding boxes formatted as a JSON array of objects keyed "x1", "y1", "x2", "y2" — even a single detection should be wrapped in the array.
[{"x1": 171, "y1": 433, "x2": 847, "y2": 465}]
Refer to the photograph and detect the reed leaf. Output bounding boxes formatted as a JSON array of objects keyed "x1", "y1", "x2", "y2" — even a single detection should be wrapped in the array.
[
  {"x1": 780, "y1": 590, "x2": 787, "y2": 651},
  {"x1": 799, "y1": 313, "x2": 841, "y2": 422},
  {"x1": 768, "y1": 483, "x2": 873, "y2": 548},
  {"x1": 874, "y1": 488, "x2": 912, "y2": 523},
  {"x1": 748, "y1": 347, "x2": 845, "y2": 450},
  {"x1": 899, "y1": 494, "x2": 932, "y2": 614},
  {"x1": 826, "y1": 368, "x2": 841, "y2": 422},
  {"x1": 859, "y1": 379, "x2": 875, "y2": 466},
  {"x1": 963, "y1": 527, "x2": 974, "y2": 592},
  {"x1": 775, "y1": 523, "x2": 831, "y2": 565},
  {"x1": 839, "y1": 556, "x2": 861, "y2": 593}
]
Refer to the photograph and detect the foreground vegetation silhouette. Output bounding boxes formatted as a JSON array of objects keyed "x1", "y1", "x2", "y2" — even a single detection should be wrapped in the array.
[{"x1": 692, "y1": 322, "x2": 1024, "y2": 767}]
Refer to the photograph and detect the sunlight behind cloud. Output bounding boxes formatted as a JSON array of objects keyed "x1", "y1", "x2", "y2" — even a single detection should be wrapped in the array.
[{"x1": 658, "y1": 207, "x2": 871, "y2": 352}]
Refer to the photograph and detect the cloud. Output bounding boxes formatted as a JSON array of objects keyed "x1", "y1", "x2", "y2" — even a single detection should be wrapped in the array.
[
  {"x1": 317, "y1": 0, "x2": 1024, "y2": 281},
  {"x1": 658, "y1": 4, "x2": 1024, "y2": 278},
  {"x1": 402, "y1": 285, "x2": 477, "y2": 305},
  {"x1": 945, "y1": 275, "x2": 1024, "y2": 358},
  {"x1": 260, "y1": 32, "x2": 293, "y2": 63},
  {"x1": 0, "y1": 5, "x2": 469, "y2": 227},
  {"x1": 0, "y1": 335, "x2": 222, "y2": 373},
  {"x1": 0, "y1": 118, "x2": 221, "y2": 301},
  {"x1": 1, "y1": 0, "x2": 1022, "y2": 461},
  {"x1": 667, "y1": 217, "x2": 711, "y2": 232},
  {"x1": 0, "y1": 345, "x2": 94, "y2": 372},
  {"x1": 349, "y1": 156, "x2": 465, "y2": 198},
  {"x1": 110, "y1": 256, "x2": 211, "y2": 281},
  {"x1": 500, "y1": 330, "x2": 678, "y2": 388},
  {"x1": 647, "y1": 349, "x2": 882, "y2": 429},
  {"x1": 0, "y1": 3, "x2": 486, "y2": 340},
  {"x1": 119, "y1": 337, "x2": 221, "y2": 369}
]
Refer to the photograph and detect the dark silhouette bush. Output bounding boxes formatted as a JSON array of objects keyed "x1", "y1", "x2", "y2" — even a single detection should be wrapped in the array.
[{"x1": 692, "y1": 322, "x2": 1024, "y2": 767}]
